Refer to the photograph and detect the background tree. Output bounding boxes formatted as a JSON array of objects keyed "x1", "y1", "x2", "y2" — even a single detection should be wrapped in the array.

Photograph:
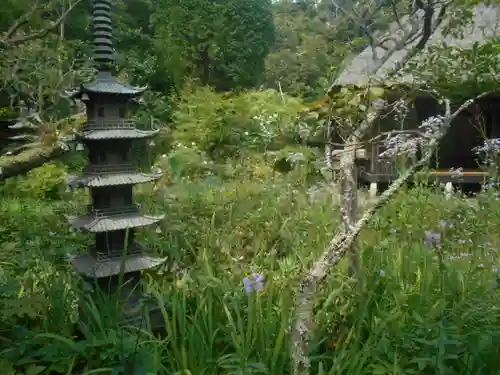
[
  {"x1": 263, "y1": 0, "x2": 368, "y2": 100},
  {"x1": 0, "y1": 0, "x2": 89, "y2": 180},
  {"x1": 153, "y1": 0, "x2": 276, "y2": 92}
]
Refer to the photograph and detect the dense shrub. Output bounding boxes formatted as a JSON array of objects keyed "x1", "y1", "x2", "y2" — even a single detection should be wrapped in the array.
[
  {"x1": 1, "y1": 162, "x2": 68, "y2": 200},
  {"x1": 171, "y1": 84, "x2": 310, "y2": 159},
  {"x1": 160, "y1": 84, "x2": 321, "y2": 183}
]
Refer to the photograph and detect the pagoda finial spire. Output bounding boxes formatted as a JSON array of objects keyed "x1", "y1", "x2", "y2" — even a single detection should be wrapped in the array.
[{"x1": 92, "y1": 0, "x2": 114, "y2": 71}]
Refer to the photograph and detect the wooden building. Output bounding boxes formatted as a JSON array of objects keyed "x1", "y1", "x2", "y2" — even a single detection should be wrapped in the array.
[{"x1": 327, "y1": 4, "x2": 500, "y2": 195}]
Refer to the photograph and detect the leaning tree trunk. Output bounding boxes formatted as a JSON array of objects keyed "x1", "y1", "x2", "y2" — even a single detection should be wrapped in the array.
[
  {"x1": 325, "y1": 119, "x2": 360, "y2": 274},
  {"x1": 0, "y1": 143, "x2": 68, "y2": 181},
  {"x1": 339, "y1": 142, "x2": 360, "y2": 276}
]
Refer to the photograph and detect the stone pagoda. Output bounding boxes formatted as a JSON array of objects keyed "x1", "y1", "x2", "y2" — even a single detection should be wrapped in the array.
[
  {"x1": 66, "y1": 0, "x2": 165, "y2": 321},
  {"x1": 0, "y1": 102, "x2": 38, "y2": 156}
]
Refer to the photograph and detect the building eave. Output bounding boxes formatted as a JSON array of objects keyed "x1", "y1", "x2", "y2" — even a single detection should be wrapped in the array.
[
  {"x1": 69, "y1": 172, "x2": 163, "y2": 188},
  {"x1": 71, "y1": 252, "x2": 166, "y2": 278},
  {"x1": 69, "y1": 72, "x2": 147, "y2": 99},
  {"x1": 66, "y1": 213, "x2": 165, "y2": 232},
  {"x1": 76, "y1": 128, "x2": 160, "y2": 141},
  {"x1": 327, "y1": 4, "x2": 500, "y2": 93}
]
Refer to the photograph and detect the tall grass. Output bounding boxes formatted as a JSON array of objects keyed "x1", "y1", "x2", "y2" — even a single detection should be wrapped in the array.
[{"x1": 1, "y1": 177, "x2": 500, "y2": 374}]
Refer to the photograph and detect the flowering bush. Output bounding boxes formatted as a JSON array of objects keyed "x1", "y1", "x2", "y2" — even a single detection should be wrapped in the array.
[
  {"x1": 473, "y1": 138, "x2": 500, "y2": 178},
  {"x1": 170, "y1": 83, "x2": 310, "y2": 160}
]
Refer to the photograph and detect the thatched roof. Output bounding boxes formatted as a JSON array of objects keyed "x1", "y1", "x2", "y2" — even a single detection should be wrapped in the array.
[{"x1": 330, "y1": 3, "x2": 500, "y2": 90}]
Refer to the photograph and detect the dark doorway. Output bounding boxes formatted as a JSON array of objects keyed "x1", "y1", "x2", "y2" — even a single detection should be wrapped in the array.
[{"x1": 415, "y1": 97, "x2": 490, "y2": 171}]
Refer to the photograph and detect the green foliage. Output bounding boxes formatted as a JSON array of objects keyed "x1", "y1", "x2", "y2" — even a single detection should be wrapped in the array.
[
  {"x1": 170, "y1": 84, "x2": 308, "y2": 160},
  {"x1": 144, "y1": 183, "x2": 500, "y2": 374},
  {"x1": 309, "y1": 85, "x2": 388, "y2": 141},
  {"x1": 163, "y1": 146, "x2": 220, "y2": 179},
  {"x1": 153, "y1": 0, "x2": 275, "y2": 91},
  {"x1": 269, "y1": 145, "x2": 320, "y2": 179},
  {"x1": 406, "y1": 39, "x2": 500, "y2": 98},
  {"x1": 3, "y1": 176, "x2": 500, "y2": 373},
  {"x1": 263, "y1": 0, "x2": 361, "y2": 99},
  {"x1": 10, "y1": 162, "x2": 68, "y2": 200},
  {"x1": 5, "y1": 1, "x2": 500, "y2": 374},
  {"x1": 0, "y1": 107, "x2": 17, "y2": 119}
]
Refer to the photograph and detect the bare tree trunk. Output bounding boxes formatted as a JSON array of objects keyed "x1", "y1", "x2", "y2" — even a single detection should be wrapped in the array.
[
  {"x1": 340, "y1": 143, "x2": 360, "y2": 276},
  {"x1": 0, "y1": 143, "x2": 68, "y2": 181},
  {"x1": 0, "y1": 0, "x2": 81, "y2": 47},
  {"x1": 327, "y1": 1, "x2": 446, "y2": 275}
]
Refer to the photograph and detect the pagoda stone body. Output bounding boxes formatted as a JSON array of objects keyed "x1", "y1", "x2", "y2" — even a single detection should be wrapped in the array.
[{"x1": 66, "y1": 0, "x2": 165, "y2": 319}]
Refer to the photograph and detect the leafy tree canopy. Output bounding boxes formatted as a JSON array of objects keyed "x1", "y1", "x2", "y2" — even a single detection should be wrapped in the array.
[{"x1": 153, "y1": 0, "x2": 276, "y2": 91}]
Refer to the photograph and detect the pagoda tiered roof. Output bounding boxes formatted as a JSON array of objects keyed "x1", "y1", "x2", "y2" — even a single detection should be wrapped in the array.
[
  {"x1": 68, "y1": 164, "x2": 162, "y2": 188},
  {"x1": 5, "y1": 118, "x2": 37, "y2": 130},
  {"x1": 69, "y1": 172, "x2": 161, "y2": 188},
  {"x1": 66, "y1": 204, "x2": 164, "y2": 232},
  {"x1": 68, "y1": 71, "x2": 147, "y2": 99},
  {"x1": 78, "y1": 128, "x2": 159, "y2": 140},
  {"x1": 71, "y1": 245, "x2": 166, "y2": 278},
  {"x1": 76, "y1": 119, "x2": 159, "y2": 141},
  {"x1": 0, "y1": 117, "x2": 40, "y2": 155}
]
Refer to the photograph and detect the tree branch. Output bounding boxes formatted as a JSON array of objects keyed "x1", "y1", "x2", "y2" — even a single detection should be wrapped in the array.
[
  {"x1": 0, "y1": 142, "x2": 69, "y2": 181},
  {"x1": 290, "y1": 92, "x2": 487, "y2": 375},
  {"x1": 3, "y1": 0, "x2": 43, "y2": 42},
  {"x1": 0, "y1": 111, "x2": 84, "y2": 181},
  {"x1": 1, "y1": 0, "x2": 82, "y2": 48},
  {"x1": 367, "y1": 128, "x2": 432, "y2": 143}
]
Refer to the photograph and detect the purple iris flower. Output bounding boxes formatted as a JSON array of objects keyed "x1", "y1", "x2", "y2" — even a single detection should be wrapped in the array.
[{"x1": 243, "y1": 273, "x2": 265, "y2": 294}]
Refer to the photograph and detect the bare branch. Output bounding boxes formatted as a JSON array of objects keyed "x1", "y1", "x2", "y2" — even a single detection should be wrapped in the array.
[
  {"x1": 1, "y1": 0, "x2": 82, "y2": 48},
  {"x1": 325, "y1": 0, "x2": 450, "y2": 98},
  {"x1": 367, "y1": 128, "x2": 432, "y2": 143},
  {"x1": 323, "y1": 129, "x2": 432, "y2": 159},
  {"x1": 330, "y1": 0, "x2": 388, "y2": 53},
  {"x1": 391, "y1": 0, "x2": 405, "y2": 30},
  {"x1": 3, "y1": 0, "x2": 43, "y2": 42},
  {"x1": 290, "y1": 92, "x2": 488, "y2": 375},
  {"x1": 0, "y1": 110, "x2": 85, "y2": 180}
]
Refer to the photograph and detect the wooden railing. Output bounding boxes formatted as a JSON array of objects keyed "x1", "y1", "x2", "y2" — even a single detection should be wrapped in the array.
[
  {"x1": 86, "y1": 204, "x2": 140, "y2": 218},
  {"x1": 93, "y1": 243, "x2": 144, "y2": 261},
  {"x1": 84, "y1": 163, "x2": 136, "y2": 174},
  {"x1": 82, "y1": 119, "x2": 135, "y2": 130}
]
